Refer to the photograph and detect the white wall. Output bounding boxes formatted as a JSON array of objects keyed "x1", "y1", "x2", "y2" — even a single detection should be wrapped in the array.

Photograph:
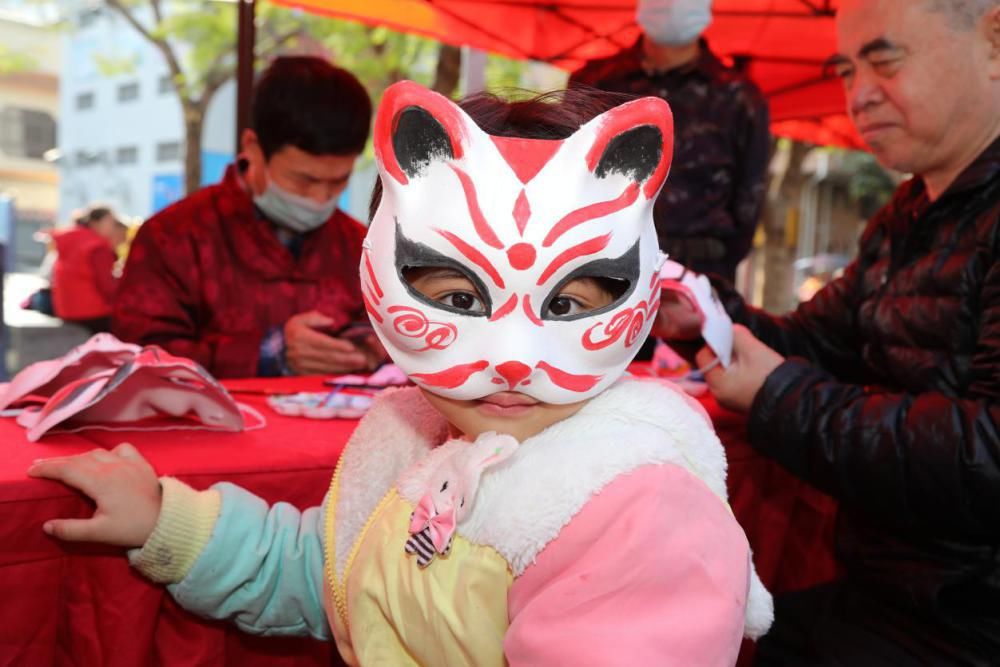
[{"x1": 57, "y1": 6, "x2": 235, "y2": 223}]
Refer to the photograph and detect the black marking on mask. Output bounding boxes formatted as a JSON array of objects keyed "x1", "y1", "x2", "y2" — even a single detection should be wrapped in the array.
[
  {"x1": 540, "y1": 239, "x2": 640, "y2": 322},
  {"x1": 393, "y1": 106, "x2": 454, "y2": 179},
  {"x1": 594, "y1": 125, "x2": 662, "y2": 183},
  {"x1": 394, "y1": 219, "x2": 493, "y2": 318}
]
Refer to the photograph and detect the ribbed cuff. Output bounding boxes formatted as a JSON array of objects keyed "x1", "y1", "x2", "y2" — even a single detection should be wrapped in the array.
[{"x1": 128, "y1": 477, "x2": 222, "y2": 584}]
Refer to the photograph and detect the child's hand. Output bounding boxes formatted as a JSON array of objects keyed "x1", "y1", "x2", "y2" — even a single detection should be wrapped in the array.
[{"x1": 27, "y1": 442, "x2": 162, "y2": 547}]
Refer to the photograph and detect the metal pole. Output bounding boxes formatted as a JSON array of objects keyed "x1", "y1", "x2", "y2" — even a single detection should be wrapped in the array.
[{"x1": 236, "y1": 0, "x2": 256, "y2": 150}]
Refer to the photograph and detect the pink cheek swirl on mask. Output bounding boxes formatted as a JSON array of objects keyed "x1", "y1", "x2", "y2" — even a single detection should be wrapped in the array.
[{"x1": 388, "y1": 305, "x2": 458, "y2": 352}]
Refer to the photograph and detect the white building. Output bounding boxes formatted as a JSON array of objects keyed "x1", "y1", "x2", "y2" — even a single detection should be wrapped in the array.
[
  {"x1": 0, "y1": 4, "x2": 61, "y2": 269},
  {"x1": 56, "y1": 3, "x2": 235, "y2": 223}
]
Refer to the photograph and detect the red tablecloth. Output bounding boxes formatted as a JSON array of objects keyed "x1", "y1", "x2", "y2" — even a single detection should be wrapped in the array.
[
  {"x1": 0, "y1": 377, "x2": 837, "y2": 666},
  {"x1": 0, "y1": 377, "x2": 346, "y2": 667}
]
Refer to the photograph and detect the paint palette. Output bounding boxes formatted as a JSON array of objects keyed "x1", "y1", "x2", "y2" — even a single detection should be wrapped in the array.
[{"x1": 267, "y1": 390, "x2": 374, "y2": 420}]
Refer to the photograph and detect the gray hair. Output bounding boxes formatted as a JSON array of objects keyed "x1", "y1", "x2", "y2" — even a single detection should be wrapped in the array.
[{"x1": 926, "y1": 0, "x2": 999, "y2": 30}]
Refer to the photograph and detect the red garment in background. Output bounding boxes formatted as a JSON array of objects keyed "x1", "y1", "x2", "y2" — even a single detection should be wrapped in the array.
[
  {"x1": 112, "y1": 164, "x2": 367, "y2": 379},
  {"x1": 51, "y1": 226, "x2": 118, "y2": 321}
]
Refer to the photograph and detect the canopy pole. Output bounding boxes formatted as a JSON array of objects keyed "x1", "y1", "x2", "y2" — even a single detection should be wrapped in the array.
[{"x1": 236, "y1": 0, "x2": 257, "y2": 150}]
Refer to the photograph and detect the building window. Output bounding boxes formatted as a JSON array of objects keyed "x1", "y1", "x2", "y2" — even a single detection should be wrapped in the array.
[
  {"x1": 76, "y1": 92, "x2": 95, "y2": 110},
  {"x1": 79, "y1": 8, "x2": 102, "y2": 28},
  {"x1": 158, "y1": 75, "x2": 174, "y2": 94},
  {"x1": 116, "y1": 146, "x2": 139, "y2": 164},
  {"x1": 117, "y1": 82, "x2": 140, "y2": 102},
  {"x1": 156, "y1": 141, "x2": 181, "y2": 162},
  {"x1": 75, "y1": 150, "x2": 103, "y2": 167},
  {"x1": 0, "y1": 107, "x2": 57, "y2": 160}
]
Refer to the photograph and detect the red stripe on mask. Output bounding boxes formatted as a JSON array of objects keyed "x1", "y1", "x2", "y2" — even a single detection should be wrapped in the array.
[
  {"x1": 411, "y1": 360, "x2": 489, "y2": 389},
  {"x1": 489, "y1": 294, "x2": 518, "y2": 322},
  {"x1": 435, "y1": 228, "x2": 506, "y2": 289},
  {"x1": 536, "y1": 234, "x2": 611, "y2": 286},
  {"x1": 522, "y1": 294, "x2": 544, "y2": 327},
  {"x1": 542, "y1": 183, "x2": 640, "y2": 248},
  {"x1": 450, "y1": 165, "x2": 503, "y2": 249},
  {"x1": 363, "y1": 292, "x2": 383, "y2": 323},
  {"x1": 536, "y1": 361, "x2": 602, "y2": 393},
  {"x1": 364, "y1": 252, "x2": 384, "y2": 300}
]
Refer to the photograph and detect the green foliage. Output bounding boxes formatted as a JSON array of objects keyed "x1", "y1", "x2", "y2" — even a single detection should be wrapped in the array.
[
  {"x1": 484, "y1": 53, "x2": 525, "y2": 90},
  {"x1": 92, "y1": 51, "x2": 139, "y2": 76},
  {"x1": 98, "y1": 0, "x2": 534, "y2": 190},
  {"x1": 152, "y1": 3, "x2": 237, "y2": 95},
  {"x1": 101, "y1": 1, "x2": 454, "y2": 108},
  {"x1": 0, "y1": 45, "x2": 37, "y2": 74},
  {"x1": 843, "y1": 150, "x2": 896, "y2": 217}
]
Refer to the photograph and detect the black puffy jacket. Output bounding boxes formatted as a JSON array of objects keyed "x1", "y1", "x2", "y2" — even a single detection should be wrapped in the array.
[{"x1": 723, "y1": 137, "x2": 1000, "y2": 661}]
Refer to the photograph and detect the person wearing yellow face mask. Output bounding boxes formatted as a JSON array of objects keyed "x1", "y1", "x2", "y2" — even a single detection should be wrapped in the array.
[{"x1": 112, "y1": 57, "x2": 385, "y2": 378}]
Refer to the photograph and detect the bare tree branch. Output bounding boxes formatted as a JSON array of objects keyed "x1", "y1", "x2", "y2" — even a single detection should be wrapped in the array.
[
  {"x1": 104, "y1": 0, "x2": 186, "y2": 99},
  {"x1": 150, "y1": 0, "x2": 163, "y2": 23},
  {"x1": 195, "y1": 66, "x2": 233, "y2": 111},
  {"x1": 257, "y1": 28, "x2": 303, "y2": 55}
]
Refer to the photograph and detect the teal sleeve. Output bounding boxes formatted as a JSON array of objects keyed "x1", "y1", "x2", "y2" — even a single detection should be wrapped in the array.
[{"x1": 167, "y1": 482, "x2": 332, "y2": 640}]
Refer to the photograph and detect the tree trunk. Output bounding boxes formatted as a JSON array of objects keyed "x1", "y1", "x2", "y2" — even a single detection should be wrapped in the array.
[
  {"x1": 760, "y1": 141, "x2": 811, "y2": 313},
  {"x1": 183, "y1": 106, "x2": 203, "y2": 195},
  {"x1": 432, "y1": 44, "x2": 462, "y2": 97}
]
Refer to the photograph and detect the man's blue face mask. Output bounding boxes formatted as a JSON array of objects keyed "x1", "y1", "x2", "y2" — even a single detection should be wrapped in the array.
[
  {"x1": 254, "y1": 177, "x2": 338, "y2": 234},
  {"x1": 636, "y1": 0, "x2": 712, "y2": 46}
]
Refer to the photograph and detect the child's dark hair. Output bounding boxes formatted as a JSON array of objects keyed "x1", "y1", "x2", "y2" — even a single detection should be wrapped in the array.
[
  {"x1": 252, "y1": 56, "x2": 372, "y2": 159},
  {"x1": 368, "y1": 86, "x2": 635, "y2": 222},
  {"x1": 76, "y1": 206, "x2": 114, "y2": 228}
]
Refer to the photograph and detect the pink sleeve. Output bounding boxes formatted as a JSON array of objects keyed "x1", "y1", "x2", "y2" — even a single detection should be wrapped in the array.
[{"x1": 505, "y1": 464, "x2": 750, "y2": 667}]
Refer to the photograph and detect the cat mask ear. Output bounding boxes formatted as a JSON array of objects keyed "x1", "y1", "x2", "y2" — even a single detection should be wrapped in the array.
[{"x1": 374, "y1": 80, "x2": 476, "y2": 185}]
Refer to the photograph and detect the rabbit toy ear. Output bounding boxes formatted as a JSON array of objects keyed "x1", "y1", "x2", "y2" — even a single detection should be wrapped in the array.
[{"x1": 471, "y1": 431, "x2": 520, "y2": 469}]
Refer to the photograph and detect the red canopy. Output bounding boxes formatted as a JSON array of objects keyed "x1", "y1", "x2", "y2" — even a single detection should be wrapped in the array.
[{"x1": 272, "y1": 0, "x2": 862, "y2": 147}]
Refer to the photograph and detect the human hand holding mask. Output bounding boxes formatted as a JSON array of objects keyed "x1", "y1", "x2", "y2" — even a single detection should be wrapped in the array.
[
  {"x1": 696, "y1": 325, "x2": 784, "y2": 413},
  {"x1": 655, "y1": 260, "x2": 734, "y2": 369}
]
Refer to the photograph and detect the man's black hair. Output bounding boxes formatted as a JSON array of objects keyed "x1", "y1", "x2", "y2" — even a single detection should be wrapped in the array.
[{"x1": 252, "y1": 56, "x2": 372, "y2": 159}]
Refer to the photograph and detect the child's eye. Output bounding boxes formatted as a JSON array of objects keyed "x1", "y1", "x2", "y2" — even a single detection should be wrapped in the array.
[
  {"x1": 403, "y1": 265, "x2": 490, "y2": 316},
  {"x1": 548, "y1": 296, "x2": 585, "y2": 317},
  {"x1": 440, "y1": 292, "x2": 485, "y2": 313}
]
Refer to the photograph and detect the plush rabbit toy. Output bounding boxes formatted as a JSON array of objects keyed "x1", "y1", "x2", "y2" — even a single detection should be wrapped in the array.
[{"x1": 403, "y1": 431, "x2": 519, "y2": 567}]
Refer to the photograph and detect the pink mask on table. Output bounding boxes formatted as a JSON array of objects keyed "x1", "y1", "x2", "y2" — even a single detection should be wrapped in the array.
[
  {"x1": 10, "y1": 345, "x2": 259, "y2": 441},
  {"x1": 0, "y1": 333, "x2": 140, "y2": 411}
]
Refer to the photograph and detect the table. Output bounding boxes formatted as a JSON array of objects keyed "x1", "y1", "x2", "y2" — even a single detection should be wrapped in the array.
[
  {"x1": 1, "y1": 377, "x2": 837, "y2": 666},
  {"x1": 1, "y1": 377, "x2": 346, "y2": 667}
]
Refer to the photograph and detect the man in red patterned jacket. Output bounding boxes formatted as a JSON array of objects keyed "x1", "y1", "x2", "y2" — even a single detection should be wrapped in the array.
[{"x1": 113, "y1": 57, "x2": 383, "y2": 378}]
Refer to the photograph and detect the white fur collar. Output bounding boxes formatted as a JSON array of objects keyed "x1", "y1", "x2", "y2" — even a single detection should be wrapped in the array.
[{"x1": 332, "y1": 376, "x2": 773, "y2": 639}]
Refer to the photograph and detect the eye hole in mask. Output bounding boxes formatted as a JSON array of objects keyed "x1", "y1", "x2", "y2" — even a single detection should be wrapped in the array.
[
  {"x1": 394, "y1": 220, "x2": 494, "y2": 317},
  {"x1": 403, "y1": 266, "x2": 626, "y2": 320},
  {"x1": 545, "y1": 276, "x2": 628, "y2": 318},
  {"x1": 540, "y1": 240, "x2": 640, "y2": 321},
  {"x1": 403, "y1": 266, "x2": 489, "y2": 315}
]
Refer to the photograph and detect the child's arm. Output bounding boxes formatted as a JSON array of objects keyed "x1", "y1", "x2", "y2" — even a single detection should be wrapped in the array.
[
  {"x1": 28, "y1": 444, "x2": 332, "y2": 640},
  {"x1": 504, "y1": 463, "x2": 753, "y2": 666},
  {"x1": 153, "y1": 481, "x2": 331, "y2": 639}
]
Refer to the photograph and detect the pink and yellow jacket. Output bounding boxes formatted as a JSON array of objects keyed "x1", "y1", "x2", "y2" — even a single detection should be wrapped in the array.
[{"x1": 131, "y1": 376, "x2": 773, "y2": 666}]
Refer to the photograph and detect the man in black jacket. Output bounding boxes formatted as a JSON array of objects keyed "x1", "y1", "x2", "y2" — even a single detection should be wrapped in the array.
[{"x1": 657, "y1": 0, "x2": 1000, "y2": 663}]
